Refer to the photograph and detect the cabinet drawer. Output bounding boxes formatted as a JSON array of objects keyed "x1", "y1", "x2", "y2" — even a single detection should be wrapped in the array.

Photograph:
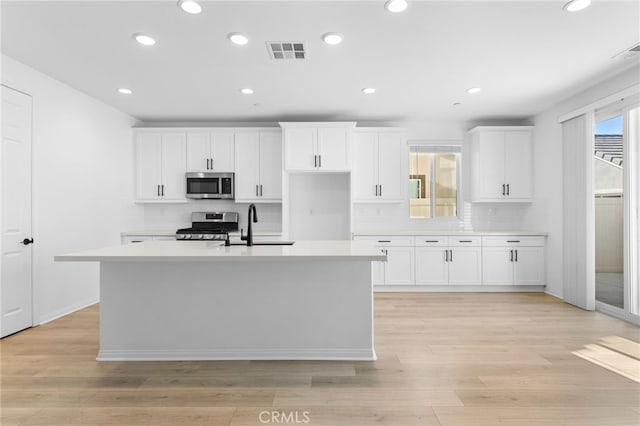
[
  {"x1": 354, "y1": 236, "x2": 414, "y2": 247},
  {"x1": 448, "y1": 236, "x2": 482, "y2": 247},
  {"x1": 414, "y1": 237, "x2": 448, "y2": 247},
  {"x1": 482, "y1": 236, "x2": 545, "y2": 247}
]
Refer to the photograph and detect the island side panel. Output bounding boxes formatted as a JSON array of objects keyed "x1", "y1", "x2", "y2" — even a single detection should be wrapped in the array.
[{"x1": 98, "y1": 260, "x2": 375, "y2": 360}]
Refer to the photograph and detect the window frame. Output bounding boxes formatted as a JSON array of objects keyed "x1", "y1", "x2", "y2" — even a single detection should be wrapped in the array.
[{"x1": 408, "y1": 143, "x2": 462, "y2": 222}]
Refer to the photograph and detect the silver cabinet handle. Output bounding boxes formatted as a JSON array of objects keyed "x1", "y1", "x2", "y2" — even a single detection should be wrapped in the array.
[
  {"x1": 161, "y1": 185, "x2": 164, "y2": 196},
  {"x1": 210, "y1": 157, "x2": 214, "y2": 170},
  {"x1": 260, "y1": 185, "x2": 263, "y2": 196},
  {"x1": 379, "y1": 185, "x2": 382, "y2": 197},
  {"x1": 157, "y1": 184, "x2": 160, "y2": 197},
  {"x1": 318, "y1": 155, "x2": 322, "y2": 168},
  {"x1": 514, "y1": 249, "x2": 518, "y2": 262},
  {"x1": 375, "y1": 185, "x2": 378, "y2": 196},
  {"x1": 449, "y1": 249, "x2": 453, "y2": 262},
  {"x1": 502, "y1": 184, "x2": 506, "y2": 196},
  {"x1": 510, "y1": 250, "x2": 513, "y2": 262},
  {"x1": 444, "y1": 250, "x2": 448, "y2": 262},
  {"x1": 314, "y1": 155, "x2": 317, "y2": 168},
  {"x1": 507, "y1": 240, "x2": 520, "y2": 243},
  {"x1": 506, "y1": 184, "x2": 510, "y2": 196},
  {"x1": 255, "y1": 185, "x2": 259, "y2": 196},
  {"x1": 206, "y1": 158, "x2": 210, "y2": 170}
]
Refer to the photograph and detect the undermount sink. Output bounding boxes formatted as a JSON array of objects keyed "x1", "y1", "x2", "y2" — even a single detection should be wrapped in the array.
[{"x1": 229, "y1": 241, "x2": 295, "y2": 246}]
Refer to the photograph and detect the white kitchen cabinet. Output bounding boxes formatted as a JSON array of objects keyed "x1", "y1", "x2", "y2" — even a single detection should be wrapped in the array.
[
  {"x1": 482, "y1": 236, "x2": 545, "y2": 285},
  {"x1": 415, "y1": 237, "x2": 482, "y2": 285},
  {"x1": 135, "y1": 132, "x2": 187, "y2": 202},
  {"x1": 352, "y1": 129, "x2": 404, "y2": 202},
  {"x1": 281, "y1": 122, "x2": 355, "y2": 171},
  {"x1": 186, "y1": 131, "x2": 234, "y2": 172},
  {"x1": 354, "y1": 236, "x2": 415, "y2": 286},
  {"x1": 235, "y1": 131, "x2": 282, "y2": 202},
  {"x1": 470, "y1": 126, "x2": 533, "y2": 202}
]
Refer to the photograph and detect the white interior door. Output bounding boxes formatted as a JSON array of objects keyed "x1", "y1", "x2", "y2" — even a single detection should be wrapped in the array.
[{"x1": 1, "y1": 86, "x2": 33, "y2": 337}]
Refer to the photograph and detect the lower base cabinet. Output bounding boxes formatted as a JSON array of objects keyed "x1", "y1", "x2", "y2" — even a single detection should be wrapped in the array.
[
  {"x1": 356, "y1": 234, "x2": 545, "y2": 289},
  {"x1": 482, "y1": 237, "x2": 545, "y2": 286},
  {"x1": 415, "y1": 237, "x2": 482, "y2": 285},
  {"x1": 356, "y1": 237, "x2": 414, "y2": 285}
]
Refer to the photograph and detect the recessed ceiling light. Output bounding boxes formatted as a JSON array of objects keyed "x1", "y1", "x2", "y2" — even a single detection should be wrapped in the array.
[
  {"x1": 322, "y1": 32, "x2": 343, "y2": 45},
  {"x1": 563, "y1": 0, "x2": 591, "y2": 12},
  {"x1": 466, "y1": 87, "x2": 482, "y2": 94},
  {"x1": 385, "y1": 0, "x2": 408, "y2": 13},
  {"x1": 228, "y1": 33, "x2": 249, "y2": 46},
  {"x1": 117, "y1": 88, "x2": 133, "y2": 95},
  {"x1": 178, "y1": 0, "x2": 203, "y2": 15},
  {"x1": 133, "y1": 33, "x2": 156, "y2": 46},
  {"x1": 362, "y1": 88, "x2": 376, "y2": 94},
  {"x1": 240, "y1": 88, "x2": 254, "y2": 95}
]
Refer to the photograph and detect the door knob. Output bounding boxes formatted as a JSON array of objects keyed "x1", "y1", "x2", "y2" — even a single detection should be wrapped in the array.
[{"x1": 22, "y1": 238, "x2": 34, "y2": 246}]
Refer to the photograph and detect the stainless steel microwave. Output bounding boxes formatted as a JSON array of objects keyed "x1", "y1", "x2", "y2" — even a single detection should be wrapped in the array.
[{"x1": 185, "y1": 172, "x2": 234, "y2": 199}]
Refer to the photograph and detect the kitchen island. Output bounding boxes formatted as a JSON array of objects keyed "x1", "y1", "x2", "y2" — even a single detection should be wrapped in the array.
[{"x1": 55, "y1": 240, "x2": 385, "y2": 361}]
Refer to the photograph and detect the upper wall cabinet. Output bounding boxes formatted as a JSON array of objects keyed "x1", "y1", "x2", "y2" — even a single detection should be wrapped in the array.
[
  {"x1": 135, "y1": 131, "x2": 187, "y2": 203},
  {"x1": 352, "y1": 129, "x2": 405, "y2": 202},
  {"x1": 235, "y1": 130, "x2": 282, "y2": 203},
  {"x1": 280, "y1": 122, "x2": 356, "y2": 172},
  {"x1": 469, "y1": 126, "x2": 533, "y2": 202},
  {"x1": 186, "y1": 131, "x2": 235, "y2": 172}
]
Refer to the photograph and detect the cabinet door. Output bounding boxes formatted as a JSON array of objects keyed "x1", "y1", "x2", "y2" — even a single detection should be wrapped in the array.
[
  {"x1": 317, "y1": 127, "x2": 349, "y2": 171},
  {"x1": 161, "y1": 133, "x2": 187, "y2": 201},
  {"x1": 377, "y1": 132, "x2": 403, "y2": 201},
  {"x1": 482, "y1": 247, "x2": 513, "y2": 285},
  {"x1": 211, "y1": 132, "x2": 235, "y2": 172},
  {"x1": 258, "y1": 132, "x2": 282, "y2": 200},
  {"x1": 504, "y1": 131, "x2": 532, "y2": 200},
  {"x1": 234, "y1": 132, "x2": 260, "y2": 200},
  {"x1": 136, "y1": 133, "x2": 162, "y2": 200},
  {"x1": 415, "y1": 247, "x2": 448, "y2": 285},
  {"x1": 474, "y1": 131, "x2": 505, "y2": 200},
  {"x1": 186, "y1": 132, "x2": 210, "y2": 172},
  {"x1": 385, "y1": 247, "x2": 415, "y2": 285},
  {"x1": 352, "y1": 132, "x2": 378, "y2": 200},
  {"x1": 284, "y1": 127, "x2": 316, "y2": 171},
  {"x1": 372, "y1": 260, "x2": 385, "y2": 286},
  {"x1": 449, "y1": 247, "x2": 482, "y2": 285},
  {"x1": 513, "y1": 246, "x2": 544, "y2": 285}
]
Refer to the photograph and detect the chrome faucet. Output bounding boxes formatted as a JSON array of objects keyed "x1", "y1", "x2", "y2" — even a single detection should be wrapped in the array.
[{"x1": 240, "y1": 204, "x2": 258, "y2": 246}]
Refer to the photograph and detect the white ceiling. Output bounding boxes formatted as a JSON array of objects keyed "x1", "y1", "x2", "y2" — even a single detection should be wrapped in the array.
[{"x1": 2, "y1": 1, "x2": 639, "y2": 123}]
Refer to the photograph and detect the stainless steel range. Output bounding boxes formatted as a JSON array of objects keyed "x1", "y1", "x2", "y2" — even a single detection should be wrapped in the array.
[{"x1": 176, "y1": 212, "x2": 239, "y2": 243}]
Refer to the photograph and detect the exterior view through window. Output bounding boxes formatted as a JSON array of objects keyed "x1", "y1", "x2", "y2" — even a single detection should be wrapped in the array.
[
  {"x1": 409, "y1": 146, "x2": 459, "y2": 219},
  {"x1": 594, "y1": 114, "x2": 624, "y2": 309}
]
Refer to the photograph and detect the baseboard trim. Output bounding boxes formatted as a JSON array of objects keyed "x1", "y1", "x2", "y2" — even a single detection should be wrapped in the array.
[
  {"x1": 374, "y1": 285, "x2": 545, "y2": 292},
  {"x1": 37, "y1": 298, "x2": 98, "y2": 325},
  {"x1": 97, "y1": 348, "x2": 377, "y2": 362}
]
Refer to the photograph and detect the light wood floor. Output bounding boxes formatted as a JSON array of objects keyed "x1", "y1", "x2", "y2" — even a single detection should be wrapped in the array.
[{"x1": 2, "y1": 293, "x2": 639, "y2": 425}]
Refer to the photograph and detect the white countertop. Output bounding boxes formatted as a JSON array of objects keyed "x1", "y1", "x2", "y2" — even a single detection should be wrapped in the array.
[
  {"x1": 353, "y1": 230, "x2": 548, "y2": 237},
  {"x1": 121, "y1": 230, "x2": 282, "y2": 237},
  {"x1": 55, "y1": 240, "x2": 386, "y2": 262}
]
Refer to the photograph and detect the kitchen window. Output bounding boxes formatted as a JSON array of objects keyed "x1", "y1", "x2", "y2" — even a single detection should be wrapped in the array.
[{"x1": 409, "y1": 145, "x2": 460, "y2": 219}]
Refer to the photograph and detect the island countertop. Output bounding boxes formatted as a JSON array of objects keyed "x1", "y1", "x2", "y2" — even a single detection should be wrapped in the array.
[{"x1": 55, "y1": 240, "x2": 386, "y2": 262}]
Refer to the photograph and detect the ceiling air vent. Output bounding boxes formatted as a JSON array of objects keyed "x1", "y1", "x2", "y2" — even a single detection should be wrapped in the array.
[
  {"x1": 612, "y1": 42, "x2": 640, "y2": 59},
  {"x1": 267, "y1": 41, "x2": 307, "y2": 60}
]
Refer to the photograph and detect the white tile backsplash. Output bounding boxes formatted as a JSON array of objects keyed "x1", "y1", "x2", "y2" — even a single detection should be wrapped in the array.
[{"x1": 142, "y1": 201, "x2": 282, "y2": 233}]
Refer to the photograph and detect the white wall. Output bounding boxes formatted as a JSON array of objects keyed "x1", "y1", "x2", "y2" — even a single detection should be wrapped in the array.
[
  {"x1": 524, "y1": 64, "x2": 640, "y2": 297},
  {"x1": 1, "y1": 55, "x2": 143, "y2": 324}
]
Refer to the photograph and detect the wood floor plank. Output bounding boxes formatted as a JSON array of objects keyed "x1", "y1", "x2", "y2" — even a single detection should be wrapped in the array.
[
  {"x1": 599, "y1": 335, "x2": 640, "y2": 360},
  {"x1": 1, "y1": 293, "x2": 639, "y2": 425}
]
